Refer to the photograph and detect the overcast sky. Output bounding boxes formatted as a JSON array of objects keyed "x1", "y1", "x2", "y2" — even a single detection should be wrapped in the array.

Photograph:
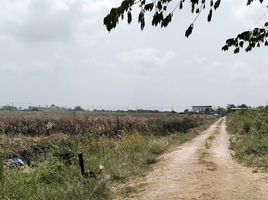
[{"x1": 0, "y1": 0, "x2": 268, "y2": 111}]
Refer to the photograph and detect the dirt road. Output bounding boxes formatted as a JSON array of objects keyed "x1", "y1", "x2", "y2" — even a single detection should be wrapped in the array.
[{"x1": 128, "y1": 118, "x2": 268, "y2": 200}]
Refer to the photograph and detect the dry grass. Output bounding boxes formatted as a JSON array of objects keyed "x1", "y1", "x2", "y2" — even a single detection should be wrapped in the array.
[
  {"x1": 0, "y1": 112, "x2": 216, "y2": 199},
  {"x1": 0, "y1": 133, "x2": 68, "y2": 157},
  {"x1": 198, "y1": 150, "x2": 217, "y2": 171}
]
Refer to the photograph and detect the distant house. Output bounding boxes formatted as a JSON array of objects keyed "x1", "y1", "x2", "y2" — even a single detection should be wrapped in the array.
[{"x1": 191, "y1": 105, "x2": 213, "y2": 113}]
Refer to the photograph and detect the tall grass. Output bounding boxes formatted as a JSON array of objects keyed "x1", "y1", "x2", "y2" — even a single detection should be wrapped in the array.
[
  {"x1": 0, "y1": 156, "x2": 5, "y2": 199},
  {"x1": 0, "y1": 112, "x2": 207, "y2": 137},
  {"x1": 1, "y1": 132, "x2": 204, "y2": 199},
  {"x1": 227, "y1": 107, "x2": 268, "y2": 171},
  {"x1": 0, "y1": 113, "x2": 215, "y2": 199}
]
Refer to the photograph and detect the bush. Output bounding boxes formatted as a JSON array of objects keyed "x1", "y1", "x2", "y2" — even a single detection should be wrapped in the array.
[
  {"x1": 149, "y1": 139, "x2": 167, "y2": 155},
  {"x1": 52, "y1": 139, "x2": 77, "y2": 166},
  {"x1": 227, "y1": 107, "x2": 268, "y2": 171},
  {"x1": 36, "y1": 159, "x2": 66, "y2": 185}
]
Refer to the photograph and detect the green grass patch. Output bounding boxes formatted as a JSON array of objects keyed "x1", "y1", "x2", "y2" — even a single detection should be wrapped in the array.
[{"x1": 227, "y1": 107, "x2": 268, "y2": 172}]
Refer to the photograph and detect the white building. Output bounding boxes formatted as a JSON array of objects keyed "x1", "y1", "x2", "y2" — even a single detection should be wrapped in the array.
[{"x1": 191, "y1": 105, "x2": 213, "y2": 113}]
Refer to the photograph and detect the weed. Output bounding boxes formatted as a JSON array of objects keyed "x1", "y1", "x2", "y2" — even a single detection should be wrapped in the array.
[
  {"x1": 36, "y1": 158, "x2": 66, "y2": 184},
  {"x1": 149, "y1": 139, "x2": 168, "y2": 155},
  {"x1": 0, "y1": 156, "x2": 5, "y2": 199},
  {"x1": 227, "y1": 107, "x2": 268, "y2": 171},
  {"x1": 198, "y1": 150, "x2": 217, "y2": 171}
]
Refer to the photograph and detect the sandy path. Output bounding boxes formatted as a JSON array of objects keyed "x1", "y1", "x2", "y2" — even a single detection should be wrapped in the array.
[{"x1": 128, "y1": 118, "x2": 268, "y2": 200}]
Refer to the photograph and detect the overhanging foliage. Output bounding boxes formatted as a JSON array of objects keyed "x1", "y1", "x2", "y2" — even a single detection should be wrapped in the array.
[{"x1": 104, "y1": 0, "x2": 268, "y2": 53}]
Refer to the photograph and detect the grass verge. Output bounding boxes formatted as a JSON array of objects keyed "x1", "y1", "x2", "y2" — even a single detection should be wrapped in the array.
[{"x1": 227, "y1": 108, "x2": 268, "y2": 172}]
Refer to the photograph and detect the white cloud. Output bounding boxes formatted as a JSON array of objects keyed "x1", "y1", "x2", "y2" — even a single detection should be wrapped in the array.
[
  {"x1": 0, "y1": 0, "x2": 268, "y2": 109},
  {"x1": 81, "y1": 0, "x2": 116, "y2": 15},
  {"x1": 118, "y1": 48, "x2": 175, "y2": 67},
  {"x1": 0, "y1": 0, "x2": 115, "y2": 43},
  {"x1": 231, "y1": 1, "x2": 267, "y2": 27},
  {"x1": 0, "y1": 0, "x2": 77, "y2": 42}
]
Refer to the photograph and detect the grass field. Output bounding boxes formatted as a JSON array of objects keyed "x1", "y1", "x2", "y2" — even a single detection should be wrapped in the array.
[
  {"x1": 0, "y1": 111, "x2": 215, "y2": 199},
  {"x1": 226, "y1": 107, "x2": 268, "y2": 172}
]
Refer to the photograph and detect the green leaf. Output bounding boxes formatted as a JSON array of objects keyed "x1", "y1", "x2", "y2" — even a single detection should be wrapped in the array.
[
  {"x1": 157, "y1": 1, "x2": 163, "y2": 10},
  {"x1": 127, "y1": 11, "x2": 132, "y2": 24},
  {"x1": 161, "y1": 13, "x2": 173, "y2": 28},
  {"x1": 239, "y1": 41, "x2": 244, "y2": 48},
  {"x1": 207, "y1": 9, "x2": 212, "y2": 22},
  {"x1": 144, "y1": 3, "x2": 154, "y2": 11},
  {"x1": 234, "y1": 47, "x2": 240, "y2": 54},
  {"x1": 179, "y1": 1, "x2": 183, "y2": 9},
  {"x1": 185, "y1": 24, "x2": 194, "y2": 38},
  {"x1": 222, "y1": 45, "x2": 228, "y2": 51},
  {"x1": 214, "y1": 0, "x2": 221, "y2": 10}
]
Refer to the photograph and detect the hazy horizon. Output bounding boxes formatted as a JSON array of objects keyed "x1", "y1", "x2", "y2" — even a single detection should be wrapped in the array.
[{"x1": 1, "y1": 0, "x2": 268, "y2": 111}]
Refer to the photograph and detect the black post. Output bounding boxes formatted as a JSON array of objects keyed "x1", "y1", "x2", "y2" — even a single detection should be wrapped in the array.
[{"x1": 78, "y1": 153, "x2": 85, "y2": 177}]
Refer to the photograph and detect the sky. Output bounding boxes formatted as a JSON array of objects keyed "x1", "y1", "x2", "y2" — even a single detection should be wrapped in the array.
[{"x1": 0, "y1": 0, "x2": 268, "y2": 111}]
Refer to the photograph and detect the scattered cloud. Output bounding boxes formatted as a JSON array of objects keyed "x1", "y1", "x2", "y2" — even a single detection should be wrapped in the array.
[
  {"x1": 0, "y1": 0, "x2": 115, "y2": 43},
  {"x1": 118, "y1": 48, "x2": 175, "y2": 67},
  {"x1": 0, "y1": 0, "x2": 267, "y2": 109},
  {"x1": 231, "y1": 1, "x2": 268, "y2": 27}
]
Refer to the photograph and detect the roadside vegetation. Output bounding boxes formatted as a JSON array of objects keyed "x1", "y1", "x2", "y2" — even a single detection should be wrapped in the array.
[
  {"x1": 0, "y1": 112, "x2": 215, "y2": 199},
  {"x1": 226, "y1": 107, "x2": 268, "y2": 172}
]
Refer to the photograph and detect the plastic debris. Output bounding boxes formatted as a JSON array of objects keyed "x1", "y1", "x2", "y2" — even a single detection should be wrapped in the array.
[{"x1": 6, "y1": 158, "x2": 26, "y2": 168}]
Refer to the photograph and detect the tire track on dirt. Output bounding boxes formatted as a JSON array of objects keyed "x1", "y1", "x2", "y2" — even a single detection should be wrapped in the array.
[
  {"x1": 126, "y1": 119, "x2": 222, "y2": 199},
  {"x1": 126, "y1": 118, "x2": 268, "y2": 200},
  {"x1": 209, "y1": 118, "x2": 268, "y2": 200}
]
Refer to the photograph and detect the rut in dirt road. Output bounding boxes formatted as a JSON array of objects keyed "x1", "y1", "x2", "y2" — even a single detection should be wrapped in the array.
[{"x1": 128, "y1": 118, "x2": 268, "y2": 200}]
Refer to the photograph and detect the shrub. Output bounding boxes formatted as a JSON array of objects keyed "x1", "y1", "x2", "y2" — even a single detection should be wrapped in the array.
[
  {"x1": 149, "y1": 139, "x2": 167, "y2": 155},
  {"x1": 36, "y1": 158, "x2": 66, "y2": 185},
  {"x1": 227, "y1": 108, "x2": 268, "y2": 171}
]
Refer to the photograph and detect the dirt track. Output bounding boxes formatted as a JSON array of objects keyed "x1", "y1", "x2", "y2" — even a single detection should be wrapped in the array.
[{"x1": 128, "y1": 118, "x2": 268, "y2": 200}]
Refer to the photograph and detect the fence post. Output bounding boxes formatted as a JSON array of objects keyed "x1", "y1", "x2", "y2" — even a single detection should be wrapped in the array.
[{"x1": 78, "y1": 153, "x2": 85, "y2": 177}]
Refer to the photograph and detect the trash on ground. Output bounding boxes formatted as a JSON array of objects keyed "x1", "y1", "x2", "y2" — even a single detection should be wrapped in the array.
[{"x1": 6, "y1": 158, "x2": 26, "y2": 168}]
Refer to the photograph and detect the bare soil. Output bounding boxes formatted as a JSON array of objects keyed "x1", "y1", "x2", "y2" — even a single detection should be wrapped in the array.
[{"x1": 125, "y1": 118, "x2": 268, "y2": 200}]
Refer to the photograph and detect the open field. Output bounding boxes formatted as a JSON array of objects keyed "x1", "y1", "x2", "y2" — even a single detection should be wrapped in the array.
[
  {"x1": 0, "y1": 111, "x2": 215, "y2": 199},
  {"x1": 0, "y1": 111, "x2": 207, "y2": 137}
]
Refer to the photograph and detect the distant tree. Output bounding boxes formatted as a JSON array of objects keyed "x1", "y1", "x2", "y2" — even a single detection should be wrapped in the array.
[
  {"x1": 215, "y1": 107, "x2": 226, "y2": 115},
  {"x1": 171, "y1": 110, "x2": 177, "y2": 114},
  {"x1": 0, "y1": 105, "x2": 17, "y2": 111},
  {"x1": 73, "y1": 106, "x2": 84, "y2": 111},
  {"x1": 28, "y1": 107, "x2": 40, "y2": 112},
  {"x1": 104, "y1": 0, "x2": 268, "y2": 53},
  {"x1": 184, "y1": 109, "x2": 189, "y2": 113},
  {"x1": 205, "y1": 107, "x2": 212, "y2": 114},
  {"x1": 226, "y1": 104, "x2": 236, "y2": 113},
  {"x1": 256, "y1": 105, "x2": 264, "y2": 110},
  {"x1": 227, "y1": 104, "x2": 235, "y2": 109},
  {"x1": 239, "y1": 104, "x2": 248, "y2": 108}
]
